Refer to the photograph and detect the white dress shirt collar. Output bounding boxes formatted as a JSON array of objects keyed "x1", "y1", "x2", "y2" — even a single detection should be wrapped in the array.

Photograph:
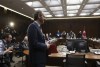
[{"x1": 34, "y1": 21, "x2": 40, "y2": 27}]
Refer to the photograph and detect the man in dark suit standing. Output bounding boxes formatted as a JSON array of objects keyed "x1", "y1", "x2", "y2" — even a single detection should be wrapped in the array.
[{"x1": 27, "y1": 10, "x2": 50, "y2": 67}]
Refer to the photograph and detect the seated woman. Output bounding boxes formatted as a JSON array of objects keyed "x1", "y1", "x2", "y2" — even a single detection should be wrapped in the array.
[{"x1": 22, "y1": 36, "x2": 29, "y2": 50}]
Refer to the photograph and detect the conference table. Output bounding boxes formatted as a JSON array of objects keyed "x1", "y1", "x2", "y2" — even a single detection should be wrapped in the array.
[
  {"x1": 48, "y1": 52, "x2": 100, "y2": 60},
  {"x1": 23, "y1": 50, "x2": 100, "y2": 67}
]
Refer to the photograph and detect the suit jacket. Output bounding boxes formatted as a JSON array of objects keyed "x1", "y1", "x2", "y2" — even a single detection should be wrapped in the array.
[{"x1": 27, "y1": 22, "x2": 47, "y2": 64}]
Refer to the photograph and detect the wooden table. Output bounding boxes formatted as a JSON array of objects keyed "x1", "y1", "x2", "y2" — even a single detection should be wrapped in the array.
[
  {"x1": 23, "y1": 50, "x2": 100, "y2": 67},
  {"x1": 49, "y1": 52, "x2": 100, "y2": 60},
  {"x1": 23, "y1": 50, "x2": 100, "y2": 60}
]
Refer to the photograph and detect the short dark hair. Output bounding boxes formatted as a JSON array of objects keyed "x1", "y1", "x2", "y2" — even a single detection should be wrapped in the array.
[
  {"x1": 34, "y1": 10, "x2": 42, "y2": 20},
  {"x1": 2, "y1": 33, "x2": 11, "y2": 39}
]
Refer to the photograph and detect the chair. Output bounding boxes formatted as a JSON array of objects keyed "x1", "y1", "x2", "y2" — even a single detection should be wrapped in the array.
[
  {"x1": 66, "y1": 40, "x2": 74, "y2": 51},
  {"x1": 96, "y1": 61, "x2": 100, "y2": 67},
  {"x1": 65, "y1": 54, "x2": 85, "y2": 67},
  {"x1": 14, "y1": 42, "x2": 25, "y2": 67},
  {"x1": 75, "y1": 40, "x2": 90, "y2": 53},
  {"x1": 48, "y1": 44, "x2": 58, "y2": 54}
]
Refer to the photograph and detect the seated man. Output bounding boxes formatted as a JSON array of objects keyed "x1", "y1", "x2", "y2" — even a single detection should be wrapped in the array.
[{"x1": 0, "y1": 33, "x2": 13, "y2": 67}]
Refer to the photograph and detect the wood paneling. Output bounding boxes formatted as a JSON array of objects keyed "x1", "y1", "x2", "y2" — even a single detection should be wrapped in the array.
[
  {"x1": 42, "y1": 18, "x2": 100, "y2": 38},
  {"x1": 0, "y1": 6, "x2": 100, "y2": 40}
]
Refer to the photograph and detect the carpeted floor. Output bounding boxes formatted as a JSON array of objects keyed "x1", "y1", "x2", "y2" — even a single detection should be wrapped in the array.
[
  {"x1": 11, "y1": 56, "x2": 24, "y2": 67},
  {"x1": 11, "y1": 56, "x2": 61, "y2": 67}
]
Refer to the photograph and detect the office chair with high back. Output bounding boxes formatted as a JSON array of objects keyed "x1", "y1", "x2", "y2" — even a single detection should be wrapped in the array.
[
  {"x1": 65, "y1": 54, "x2": 85, "y2": 67},
  {"x1": 76, "y1": 40, "x2": 90, "y2": 53},
  {"x1": 66, "y1": 40, "x2": 74, "y2": 51}
]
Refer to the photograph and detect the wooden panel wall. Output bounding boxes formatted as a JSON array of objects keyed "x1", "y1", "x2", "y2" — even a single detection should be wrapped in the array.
[
  {"x1": 0, "y1": 7, "x2": 100, "y2": 40},
  {"x1": 42, "y1": 18, "x2": 100, "y2": 38}
]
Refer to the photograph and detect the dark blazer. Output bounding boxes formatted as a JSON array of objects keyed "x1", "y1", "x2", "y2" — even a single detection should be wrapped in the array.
[{"x1": 27, "y1": 22, "x2": 47, "y2": 65}]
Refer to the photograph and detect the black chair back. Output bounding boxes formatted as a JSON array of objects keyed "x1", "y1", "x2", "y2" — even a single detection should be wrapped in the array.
[
  {"x1": 65, "y1": 54, "x2": 85, "y2": 67},
  {"x1": 75, "y1": 40, "x2": 90, "y2": 53},
  {"x1": 66, "y1": 39, "x2": 90, "y2": 53},
  {"x1": 66, "y1": 40, "x2": 74, "y2": 51}
]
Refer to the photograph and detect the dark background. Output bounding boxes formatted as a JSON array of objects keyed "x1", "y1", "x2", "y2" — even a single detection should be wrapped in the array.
[
  {"x1": 0, "y1": 7, "x2": 100, "y2": 41},
  {"x1": 43, "y1": 18, "x2": 100, "y2": 38}
]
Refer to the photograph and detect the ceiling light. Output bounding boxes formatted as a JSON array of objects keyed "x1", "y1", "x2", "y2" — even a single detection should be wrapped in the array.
[
  {"x1": 82, "y1": 9, "x2": 94, "y2": 13},
  {"x1": 45, "y1": 0, "x2": 61, "y2": 6},
  {"x1": 44, "y1": 15, "x2": 52, "y2": 17},
  {"x1": 95, "y1": 9, "x2": 100, "y2": 13},
  {"x1": 67, "y1": 5, "x2": 80, "y2": 10},
  {"x1": 67, "y1": 10, "x2": 78, "y2": 13},
  {"x1": 53, "y1": 11, "x2": 63, "y2": 15},
  {"x1": 26, "y1": 2, "x2": 32, "y2": 7},
  {"x1": 67, "y1": 0, "x2": 83, "y2": 5},
  {"x1": 50, "y1": 6, "x2": 62, "y2": 11},
  {"x1": 55, "y1": 14, "x2": 64, "y2": 17},
  {"x1": 34, "y1": 8, "x2": 47, "y2": 11},
  {"x1": 80, "y1": 13, "x2": 90, "y2": 16},
  {"x1": 84, "y1": 4, "x2": 100, "y2": 9},
  {"x1": 31, "y1": 1, "x2": 43, "y2": 7},
  {"x1": 93, "y1": 13, "x2": 100, "y2": 15},
  {"x1": 88, "y1": 0, "x2": 100, "y2": 3},
  {"x1": 42, "y1": 12, "x2": 50, "y2": 15},
  {"x1": 67, "y1": 14, "x2": 76, "y2": 16},
  {"x1": 9, "y1": 22, "x2": 14, "y2": 27}
]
